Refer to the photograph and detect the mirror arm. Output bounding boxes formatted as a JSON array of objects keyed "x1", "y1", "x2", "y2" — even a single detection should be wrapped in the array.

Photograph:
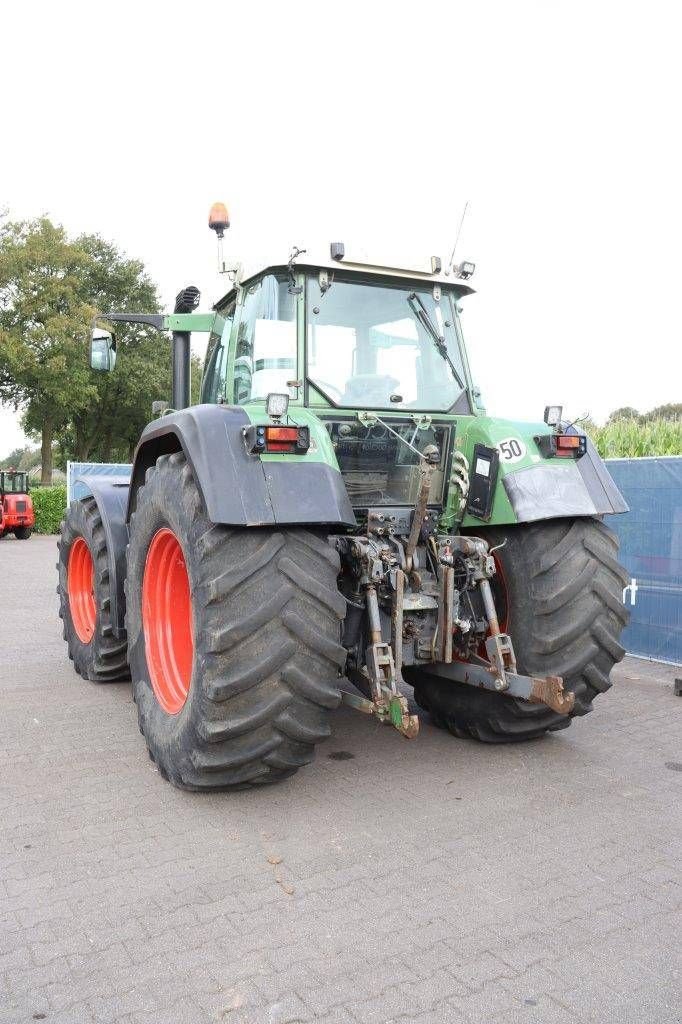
[
  {"x1": 101, "y1": 313, "x2": 166, "y2": 330},
  {"x1": 90, "y1": 310, "x2": 227, "y2": 388},
  {"x1": 96, "y1": 312, "x2": 225, "y2": 335}
]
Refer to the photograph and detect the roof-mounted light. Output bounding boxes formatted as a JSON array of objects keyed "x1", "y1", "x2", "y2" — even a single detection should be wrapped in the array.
[
  {"x1": 454, "y1": 261, "x2": 475, "y2": 280},
  {"x1": 208, "y1": 202, "x2": 240, "y2": 279},
  {"x1": 208, "y1": 202, "x2": 230, "y2": 239}
]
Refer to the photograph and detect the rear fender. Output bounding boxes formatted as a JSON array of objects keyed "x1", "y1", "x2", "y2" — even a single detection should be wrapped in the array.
[
  {"x1": 459, "y1": 417, "x2": 628, "y2": 527},
  {"x1": 128, "y1": 404, "x2": 356, "y2": 527}
]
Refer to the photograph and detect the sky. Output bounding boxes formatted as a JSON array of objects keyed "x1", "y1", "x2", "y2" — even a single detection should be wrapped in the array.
[{"x1": 1, "y1": 0, "x2": 681, "y2": 457}]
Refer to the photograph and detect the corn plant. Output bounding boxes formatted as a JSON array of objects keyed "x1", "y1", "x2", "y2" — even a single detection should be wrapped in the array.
[{"x1": 587, "y1": 417, "x2": 682, "y2": 459}]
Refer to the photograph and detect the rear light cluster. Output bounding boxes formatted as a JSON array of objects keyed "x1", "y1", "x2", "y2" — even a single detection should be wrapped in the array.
[
  {"x1": 244, "y1": 424, "x2": 310, "y2": 455},
  {"x1": 535, "y1": 432, "x2": 587, "y2": 459}
]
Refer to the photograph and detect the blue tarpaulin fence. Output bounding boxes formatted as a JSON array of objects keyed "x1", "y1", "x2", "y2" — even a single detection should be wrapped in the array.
[
  {"x1": 606, "y1": 456, "x2": 682, "y2": 665},
  {"x1": 66, "y1": 461, "x2": 132, "y2": 503}
]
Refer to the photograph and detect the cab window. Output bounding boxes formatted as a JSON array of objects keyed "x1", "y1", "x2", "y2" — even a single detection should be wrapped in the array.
[
  {"x1": 232, "y1": 275, "x2": 297, "y2": 404},
  {"x1": 306, "y1": 276, "x2": 468, "y2": 411},
  {"x1": 201, "y1": 301, "x2": 236, "y2": 404}
]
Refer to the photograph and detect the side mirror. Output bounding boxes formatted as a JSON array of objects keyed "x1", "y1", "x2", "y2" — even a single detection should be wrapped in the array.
[{"x1": 90, "y1": 327, "x2": 117, "y2": 372}]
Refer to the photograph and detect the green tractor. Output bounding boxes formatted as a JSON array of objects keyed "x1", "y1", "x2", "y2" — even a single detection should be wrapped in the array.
[{"x1": 57, "y1": 206, "x2": 629, "y2": 790}]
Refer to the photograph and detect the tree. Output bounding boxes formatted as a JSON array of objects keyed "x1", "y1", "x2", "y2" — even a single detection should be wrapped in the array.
[
  {"x1": 641, "y1": 403, "x2": 682, "y2": 421},
  {"x1": 607, "y1": 406, "x2": 640, "y2": 423},
  {"x1": 0, "y1": 218, "x2": 91, "y2": 482},
  {"x1": 0, "y1": 446, "x2": 24, "y2": 469},
  {"x1": 0, "y1": 217, "x2": 164, "y2": 482},
  {"x1": 58, "y1": 233, "x2": 170, "y2": 464},
  {"x1": 0, "y1": 444, "x2": 42, "y2": 472}
]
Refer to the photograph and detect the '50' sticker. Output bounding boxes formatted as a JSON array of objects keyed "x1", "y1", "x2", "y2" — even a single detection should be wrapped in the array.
[{"x1": 497, "y1": 437, "x2": 527, "y2": 463}]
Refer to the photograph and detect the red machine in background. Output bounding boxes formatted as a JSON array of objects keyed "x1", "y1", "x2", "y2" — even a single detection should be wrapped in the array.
[{"x1": 0, "y1": 471, "x2": 35, "y2": 540}]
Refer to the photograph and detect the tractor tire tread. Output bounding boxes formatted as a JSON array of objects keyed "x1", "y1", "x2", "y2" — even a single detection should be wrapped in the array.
[
  {"x1": 126, "y1": 453, "x2": 345, "y2": 791},
  {"x1": 409, "y1": 516, "x2": 628, "y2": 743},
  {"x1": 57, "y1": 497, "x2": 130, "y2": 683}
]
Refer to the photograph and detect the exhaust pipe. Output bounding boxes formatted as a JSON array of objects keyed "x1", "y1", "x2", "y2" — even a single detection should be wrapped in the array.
[{"x1": 172, "y1": 286, "x2": 200, "y2": 409}]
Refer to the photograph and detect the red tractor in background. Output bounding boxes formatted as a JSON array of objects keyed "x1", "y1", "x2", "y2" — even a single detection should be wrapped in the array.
[{"x1": 0, "y1": 471, "x2": 35, "y2": 540}]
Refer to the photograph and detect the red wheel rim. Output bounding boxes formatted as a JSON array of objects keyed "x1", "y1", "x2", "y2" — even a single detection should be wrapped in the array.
[
  {"x1": 67, "y1": 537, "x2": 96, "y2": 643},
  {"x1": 142, "y1": 528, "x2": 193, "y2": 714}
]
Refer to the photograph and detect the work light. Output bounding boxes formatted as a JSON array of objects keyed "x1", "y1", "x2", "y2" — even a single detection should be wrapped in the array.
[
  {"x1": 544, "y1": 405, "x2": 563, "y2": 427},
  {"x1": 266, "y1": 393, "x2": 289, "y2": 420}
]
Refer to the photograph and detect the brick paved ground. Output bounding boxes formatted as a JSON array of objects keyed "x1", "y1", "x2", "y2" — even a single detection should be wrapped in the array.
[{"x1": 0, "y1": 534, "x2": 680, "y2": 1024}]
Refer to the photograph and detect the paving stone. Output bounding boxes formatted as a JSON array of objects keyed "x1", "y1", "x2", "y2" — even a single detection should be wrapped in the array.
[{"x1": 0, "y1": 536, "x2": 679, "y2": 1024}]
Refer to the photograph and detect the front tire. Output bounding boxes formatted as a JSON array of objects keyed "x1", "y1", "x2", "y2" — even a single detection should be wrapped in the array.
[
  {"x1": 14, "y1": 526, "x2": 31, "y2": 540},
  {"x1": 57, "y1": 498, "x2": 130, "y2": 682},
  {"x1": 407, "y1": 517, "x2": 629, "y2": 742},
  {"x1": 125, "y1": 452, "x2": 347, "y2": 791}
]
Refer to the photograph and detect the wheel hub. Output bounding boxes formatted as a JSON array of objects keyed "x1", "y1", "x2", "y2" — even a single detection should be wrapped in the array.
[
  {"x1": 67, "y1": 537, "x2": 96, "y2": 643},
  {"x1": 142, "y1": 527, "x2": 193, "y2": 714}
]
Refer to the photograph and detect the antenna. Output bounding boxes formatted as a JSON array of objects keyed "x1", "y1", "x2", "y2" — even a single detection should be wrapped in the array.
[{"x1": 447, "y1": 200, "x2": 470, "y2": 270}]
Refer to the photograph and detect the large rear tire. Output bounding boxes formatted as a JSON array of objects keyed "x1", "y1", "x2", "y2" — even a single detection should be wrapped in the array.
[
  {"x1": 57, "y1": 498, "x2": 130, "y2": 682},
  {"x1": 406, "y1": 517, "x2": 629, "y2": 742},
  {"x1": 125, "y1": 452, "x2": 347, "y2": 791}
]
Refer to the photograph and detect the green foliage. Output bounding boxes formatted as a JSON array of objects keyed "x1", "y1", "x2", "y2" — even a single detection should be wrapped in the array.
[
  {"x1": 587, "y1": 417, "x2": 682, "y2": 458},
  {"x1": 607, "y1": 406, "x2": 640, "y2": 423},
  {"x1": 0, "y1": 216, "x2": 165, "y2": 479},
  {"x1": 605, "y1": 403, "x2": 682, "y2": 426},
  {"x1": 589, "y1": 404, "x2": 682, "y2": 457},
  {"x1": 58, "y1": 233, "x2": 167, "y2": 463},
  {"x1": 641, "y1": 403, "x2": 682, "y2": 422},
  {"x1": 0, "y1": 218, "x2": 93, "y2": 481},
  {"x1": 0, "y1": 443, "x2": 46, "y2": 472},
  {"x1": 31, "y1": 485, "x2": 66, "y2": 534},
  {"x1": 190, "y1": 353, "x2": 203, "y2": 407}
]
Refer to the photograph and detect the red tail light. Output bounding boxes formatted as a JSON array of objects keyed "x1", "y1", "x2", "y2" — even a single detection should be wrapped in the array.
[
  {"x1": 244, "y1": 424, "x2": 310, "y2": 455},
  {"x1": 265, "y1": 426, "x2": 299, "y2": 442},
  {"x1": 265, "y1": 426, "x2": 302, "y2": 453},
  {"x1": 534, "y1": 433, "x2": 587, "y2": 459},
  {"x1": 555, "y1": 434, "x2": 586, "y2": 457}
]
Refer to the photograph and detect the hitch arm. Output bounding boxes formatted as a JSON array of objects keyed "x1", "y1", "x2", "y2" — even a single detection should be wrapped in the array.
[
  {"x1": 431, "y1": 659, "x2": 575, "y2": 715},
  {"x1": 340, "y1": 579, "x2": 419, "y2": 739}
]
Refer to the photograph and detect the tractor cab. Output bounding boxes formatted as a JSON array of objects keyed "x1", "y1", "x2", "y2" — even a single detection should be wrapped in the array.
[
  {"x1": 0, "y1": 470, "x2": 34, "y2": 540},
  {"x1": 200, "y1": 250, "x2": 480, "y2": 513},
  {"x1": 202, "y1": 251, "x2": 477, "y2": 415},
  {"x1": 1, "y1": 470, "x2": 30, "y2": 495}
]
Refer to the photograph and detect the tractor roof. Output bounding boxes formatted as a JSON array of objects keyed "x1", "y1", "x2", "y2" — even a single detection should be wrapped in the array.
[{"x1": 213, "y1": 246, "x2": 476, "y2": 309}]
